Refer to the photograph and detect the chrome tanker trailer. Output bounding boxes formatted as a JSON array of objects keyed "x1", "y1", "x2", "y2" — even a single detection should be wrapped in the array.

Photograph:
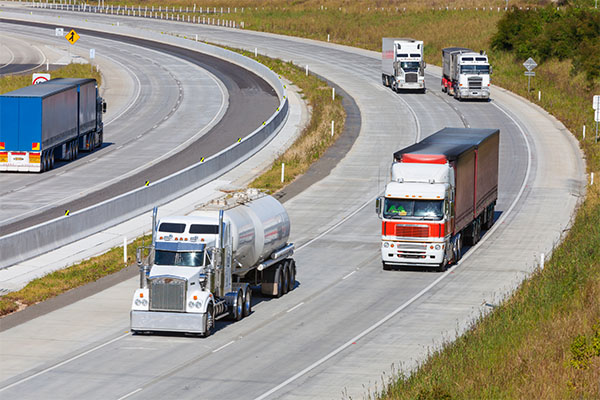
[{"x1": 130, "y1": 189, "x2": 295, "y2": 337}]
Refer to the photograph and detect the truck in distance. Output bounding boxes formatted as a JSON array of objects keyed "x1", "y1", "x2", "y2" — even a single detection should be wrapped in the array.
[
  {"x1": 441, "y1": 47, "x2": 492, "y2": 101},
  {"x1": 382, "y1": 38, "x2": 426, "y2": 93},
  {"x1": 376, "y1": 128, "x2": 499, "y2": 271},
  {"x1": 131, "y1": 189, "x2": 296, "y2": 337},
  {"x1": 0, "y1": 78, "x2": 106, "y2": 172}
]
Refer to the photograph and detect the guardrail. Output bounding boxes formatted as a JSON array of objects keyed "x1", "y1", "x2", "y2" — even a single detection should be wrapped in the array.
[{"x1": 0, "y1": 17, "x2": 289, "y2": 269}]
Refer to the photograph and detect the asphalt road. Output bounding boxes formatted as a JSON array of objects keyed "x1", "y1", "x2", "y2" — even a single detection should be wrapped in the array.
[
  {"x1": 0, "y1": 6, "x2": 586, "y2": 400},
  {"x1": 0, "y1": 31, "x2": 46, "y2": 75},
  {"x1": 0, "y1": 19, "x2": 278, "y2": 236}
]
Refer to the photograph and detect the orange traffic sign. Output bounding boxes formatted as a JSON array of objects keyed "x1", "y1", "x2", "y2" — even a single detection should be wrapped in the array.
[{"x1": 65, "y1": 29, "x2": 80, "y2": 44}]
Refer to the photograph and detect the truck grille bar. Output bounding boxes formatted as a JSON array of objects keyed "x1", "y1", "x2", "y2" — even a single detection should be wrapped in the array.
[
  {"x1": 395, "y1": 224, "x2": 429, "y2": 238},
  {"x1": 149, "y1": 277, "x2": 186, "y2": 312},
  {"x1": 468, "y1": 77, "x2": 483, "y2": 90},
  {"x1": 405, "y1": 73, "x2": 418, "y2": 83}
]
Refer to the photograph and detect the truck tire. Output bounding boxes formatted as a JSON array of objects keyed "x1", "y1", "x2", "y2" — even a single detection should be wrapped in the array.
[
  {"x1": 382, "y1": 74, "x2": 387, "y2": 87},
  {"x1": 243, "y1": 287, "x2": 252, "y2": 317},
  {"x1": 202, "y1": 305, "x2": 214, "y2": 338},
  {"x1": 274, "y1": 265, "x2": 283, "y2": 298},
  {"x1": 485, "y1": 206, "x2": 495, "y2": 230},
  {"x1": 282, "y1": 264, "x2": 289, "y2": 295},
  {"x1": 287, "y1": 260, "x2": 296, "y2": 292},
  {"x1": 235, "y1": 289, "x2": 244, "y2": 321}
]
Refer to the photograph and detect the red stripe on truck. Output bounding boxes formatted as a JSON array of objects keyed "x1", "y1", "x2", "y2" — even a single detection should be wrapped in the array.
[
  {"x1": 383, "y1": 221, "x2": 445, "y2": 238},
  {"x1": 401, "y1": 154, "x2": 447, "y2": 164}
]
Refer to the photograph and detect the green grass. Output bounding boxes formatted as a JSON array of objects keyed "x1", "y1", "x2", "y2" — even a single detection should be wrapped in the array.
[
  {"x1": 0, "y1": 235, "x2": 150, "y2": 315},
  {"x1": 0, "y1": 63, "x2": 101, "y2": 94},
  {"x1": 3, "y1": 3, "x2": 599, "y2": 396}
]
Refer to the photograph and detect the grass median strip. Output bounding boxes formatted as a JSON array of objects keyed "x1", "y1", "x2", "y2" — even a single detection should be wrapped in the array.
[{"x1": 0, "y1": 51, "x2": 345, "y2": 317}]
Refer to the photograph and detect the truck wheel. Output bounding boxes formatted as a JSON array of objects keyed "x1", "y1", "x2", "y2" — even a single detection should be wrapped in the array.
[
  {"x1": 203, "y1": 305, "x2": 214, "y2": 338},
  {"x1": 243, "y1": 287, "x2": 252, "y2": 317},
  {"x1": 382, "y1": 74, "x2": 387, "y2": 87},
  {"x1": 485, "y1": 206, "x2": 495, "y2": 230},
  {"x1": 287, "y1": 260, "x2": 296, "y2": 292},
  {"x1": 235, "y1": 289, "x2": 244, "y2": 321},
  {"x1": 282, "y1": 264, "x2": 289, "y2": 295},
  {"x1": 275, "y1": 265, "x2": 283, "y2": 298},
  {"x1": 382, "y1": 262, "x2": 392, "y2": 271}
]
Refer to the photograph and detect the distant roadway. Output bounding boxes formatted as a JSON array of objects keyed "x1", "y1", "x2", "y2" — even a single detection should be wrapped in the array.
[{"x1": 0, "y1": 6, "x2": 585, "y2": 400}]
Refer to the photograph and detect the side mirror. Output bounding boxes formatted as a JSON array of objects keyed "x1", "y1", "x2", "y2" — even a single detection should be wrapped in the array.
[
  {"x1": 489, "y1": 66, "x2": 493, "y2": 75},
  {"x1": 102, "y1": 101, "x2": 107, "y2": 113},
  {"x1": 375, "y1": 197, "x2": 383, "y2": 218},
  {"x1": 136, "y1": 248, "x2": 143, "y2": 266},
  {"x1": 423, "y1": 61, "x2": 427, "y2": 69}
]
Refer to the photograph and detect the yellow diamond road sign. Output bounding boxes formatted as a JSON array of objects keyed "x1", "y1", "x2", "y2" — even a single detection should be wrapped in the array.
[{"x1": 65, "y1": 29, "x2": 80, "y2": 45}]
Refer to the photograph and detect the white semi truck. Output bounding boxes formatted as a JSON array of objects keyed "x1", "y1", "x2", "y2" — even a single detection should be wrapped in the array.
[
  {"x1": 382, "y1": 38, "x2": 426, "y2": 93},
  {"x1": 131, "y1": 190, "x2": 295, "y2": 336},
  {"x1": 441, "y1": 47, "x2": 492, "y2": 101},
  {"x1": 376, "y1": 128, "x2": 499, "y2": 271}
]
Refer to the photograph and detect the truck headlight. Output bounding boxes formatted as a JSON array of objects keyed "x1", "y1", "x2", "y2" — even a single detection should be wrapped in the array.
[
  {"x1": 435, "y1": 244, "x2": 441, "y2": 250},
  {"x1": 188, "y1": 301, "x2": 195, "y2": 308},
  {"x1": 383, "y1": 242, "x2": 389, "y2": 248},
  {"x1": 142, "y1": 299, "x2": 148, "y2": 306},
  {"x1": 135, "y1": 299, "x2": 141, "y2": 306},
  {"x1": 195, "y1": 301, "x2": 202, "y2": 308}
]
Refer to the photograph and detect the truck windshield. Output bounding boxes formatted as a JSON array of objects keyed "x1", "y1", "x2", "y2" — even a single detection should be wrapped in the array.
[
  {"x1": 461, "y1": 65, "x2": 490, "y2": 74},
  {"x1": 383, "y1": 198, "x2": 443, "y2": 220},
  {"x1": 154, "y1": 250, "x2": 204, "y2": 267},
  {"x1": 400, "y1": 61, "x2": 420, "y2": 72}
]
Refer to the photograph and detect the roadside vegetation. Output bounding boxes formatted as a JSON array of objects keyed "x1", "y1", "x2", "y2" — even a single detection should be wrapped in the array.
[
  {"x1": 2, "y1": 1, "x2": 599, "y2": 397},
  {"x1": 0, "y1": 63, "x2": 101, "y2": 94},
  {"x1": 0, "y1": 48, "x2": 344, "y2": 315}
]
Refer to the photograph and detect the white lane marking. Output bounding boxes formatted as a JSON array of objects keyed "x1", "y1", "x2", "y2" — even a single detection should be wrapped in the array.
[
  {"x1": 117, "y1": 388, "x2": 142, "y2": 400},
  {"x1": 342, "y1": 270, "x2": 356, "y2": 280},
  {"x1": 101, "y1": 53, "x2": 142, "y2": 127},
  {"x1": 0, "y1": 333, "x2": 129, "y2": 393},
  {"x1": 254, "y1": 99, "x2": 533, "y2": 400},
  {"x1": 212, "y1": 340, "x2": 235, "y2": 353},
  {"x1": 286, "y1": 302, "x2": 304, "y2": 313},
  {"x1": 296, "y1": 193, "x2": 379, "y2": 252}
]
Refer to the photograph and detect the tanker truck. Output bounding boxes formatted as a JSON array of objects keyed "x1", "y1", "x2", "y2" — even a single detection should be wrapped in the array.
[
  {"x1": 375, "y1": 127, "x2": 499, "y2": 272},
  {"x1": 131, "y1": 189, "x2": 295, "y2": 337},
  {"x1": 441, "y1": 47, "x2": 492, "y2": 101},
  {"x1": 382, "y1": 38, "x2": 426, "y2": 93}
]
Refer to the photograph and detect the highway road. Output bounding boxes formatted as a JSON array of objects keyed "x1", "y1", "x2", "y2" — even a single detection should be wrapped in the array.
[
  {"x1": 0, "y1": 5, "x2": 586, "y2": 400},
  {"x1": 0, "y1": 31, "x2": 47, "y2": 75},
  {"x1": 0, "y1": 20, "x2": 279, "y2": 236}
]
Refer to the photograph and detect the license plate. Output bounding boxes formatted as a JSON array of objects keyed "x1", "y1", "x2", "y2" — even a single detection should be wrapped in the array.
[{"x1": 14, "y1": 157, "x2": 24, "y2": 161}]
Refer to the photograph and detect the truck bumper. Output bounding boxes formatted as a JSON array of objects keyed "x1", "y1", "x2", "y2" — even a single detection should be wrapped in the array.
[
  {"x1": 460, "y1": 89, "x2": 489, "y2": 99},
  {"x1": 381, "y1": 244, "x2": 445, "y2": 267},
  {"x1": 130, "y1": 310, "x2": 207, "y2": 334},
  {"x1": 397, "y1": 82, "x2": 425, "y2": 90}
]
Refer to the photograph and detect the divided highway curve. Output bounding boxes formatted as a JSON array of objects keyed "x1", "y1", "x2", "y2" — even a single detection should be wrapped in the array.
[{"x1": 0, "y1": 5, "x2": 585, "y2": 400}]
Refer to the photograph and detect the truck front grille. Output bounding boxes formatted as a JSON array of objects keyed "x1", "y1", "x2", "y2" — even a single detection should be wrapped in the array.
[
  {"x1": 150, "y1": 277, "x2": 186, "y2": 312},
  {"x1": 395, "y1": 224, "x2": 429, "y2": 238},
  {"x1": 468, "y1": 77, "x2": 483, "y2": 90},
  {"x1": 397, "y1": 242, "x2": 427, "y2": 251},
  {"x1": 405, "y1": 73, "x2": 418, "y2": 83}
]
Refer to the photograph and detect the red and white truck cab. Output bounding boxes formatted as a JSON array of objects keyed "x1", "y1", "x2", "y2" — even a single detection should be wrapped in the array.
[{"x1": 376, "y1": 128, "x2": 499, "y2": 271}]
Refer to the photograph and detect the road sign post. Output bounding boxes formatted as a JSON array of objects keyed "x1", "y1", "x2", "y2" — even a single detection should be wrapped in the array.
[
  {"x1": 523, "y1": 57, "x2": 538, "y2": 93},
  {"x1": 594, "y1": 96, "x2": 600, "y2": 143}
]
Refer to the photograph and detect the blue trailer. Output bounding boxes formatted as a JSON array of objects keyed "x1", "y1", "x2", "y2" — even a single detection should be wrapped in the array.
[{"x1": 0, "y1": 78, "x2": 106, "y2": 172}]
